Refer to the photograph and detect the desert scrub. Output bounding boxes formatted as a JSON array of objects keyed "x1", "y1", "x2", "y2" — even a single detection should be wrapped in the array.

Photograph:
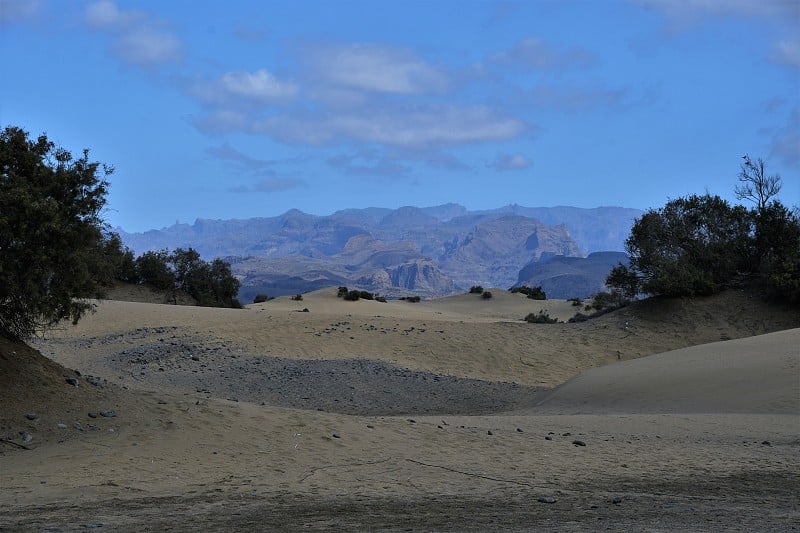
[
  {"x1": 524, "y1": 310, "x2": 558, "y2": 324},
  {"x1": 469, "y1": 285, "x2": 484, "y2": 294},
  {"x1": 482, "y1": 291, "x2": 493, "y2": 299},
  {"x1": 343, "y1": 290, "x2": 361, "y2": 301},
  {"x1": 509, "y1": 285, "x2": 547, "y2": 300}
]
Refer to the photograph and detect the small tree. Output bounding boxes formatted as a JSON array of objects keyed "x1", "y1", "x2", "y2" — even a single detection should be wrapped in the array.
[
  {"x1": 135, "y1": 250, "x2": 174, "y2": 290},
  {"x1": 609, "y1": 194, "x2": 752, "y2": 297},
  {"x1": 101, "y1": 233, "x2": 138, "y2": 283},
  {"x1": 736, "y1": 155, "x2": 781, "y2": 212},
  {"x1": 0, "y1": 126, "x2": 112, "y2": 339},
  {"x1": 607, "y1": 156, "x2": 799, "y2": 302}
]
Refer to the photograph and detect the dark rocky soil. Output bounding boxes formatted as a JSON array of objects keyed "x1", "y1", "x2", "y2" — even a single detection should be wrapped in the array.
[
  {"x1": 36, "y1": 327, "x2": 544, "y2": 416},
  {"x1": 4, "y1": 471, "x2": 798, "y2": 531}
]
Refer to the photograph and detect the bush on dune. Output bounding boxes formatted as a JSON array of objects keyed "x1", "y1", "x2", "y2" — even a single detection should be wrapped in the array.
[
  {"x1": 607, "y1": 156, "x2": 799, "y2": 303},
  {"x1": 509, "y1": 285, "x2": 547, "y2": 300},
  {"x1": 524, "y1": 310, "x2": 558, "y2": 324}
]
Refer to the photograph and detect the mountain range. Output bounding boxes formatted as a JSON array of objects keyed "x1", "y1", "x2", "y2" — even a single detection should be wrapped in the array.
[{"x1": 118, "y1": 204, "x2": 642, "y2": 301}]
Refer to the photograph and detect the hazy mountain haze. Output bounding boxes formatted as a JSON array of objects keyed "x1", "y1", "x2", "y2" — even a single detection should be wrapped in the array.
[{"x1": 119, "y1": 204, "x2": 641, "y2": 300}]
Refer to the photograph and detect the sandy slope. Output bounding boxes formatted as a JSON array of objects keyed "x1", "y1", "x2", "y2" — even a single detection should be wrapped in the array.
[
  {"x1": 1, "y1": 287, "x2": 798, "y2": 530},
  {"x1": 534, "y1": 328, "x2": 800, "y2": 414}
]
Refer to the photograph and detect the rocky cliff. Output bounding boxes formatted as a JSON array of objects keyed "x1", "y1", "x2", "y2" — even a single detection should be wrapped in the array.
[{"x1": 119, "y1": 204, "x2": 640, "y2": 299}]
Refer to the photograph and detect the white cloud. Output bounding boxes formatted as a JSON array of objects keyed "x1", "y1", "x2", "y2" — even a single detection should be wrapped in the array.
[
  {"x1": 220, "y1": 69, "x2": 298, "y2": 101},
  {"x1": 251, "y1": 105, "x2": 525, "y2": 147},
  {"x1": 85, "y1": 0, "x2": 181, "y2": 67},
  {"x1": 528, "y1": 85, "x2": 628, "y2": 112},
  {"x1": 773, "y1": 38, "x2": 800, "y2": 69},
  {"x1": 491, "y1": 37, "x2": 594, "y2": 70},
  {"x1": 228, "y1": 178, "x2": 303, "y2": 193},
  {"x1": 0, "y1": 0, "x2": 43, "y2": 25},
  {"x1": 205, "y1": 143, "x2": 272, "y2": 172},
  {"x1": 770, "y1": 107, "x2": 800, "y2": 168},
  {"x1": 114, "y1": 27, "x2": 181, "y2": 66},
  {"x1": 308, "y1": 43, "x2": 448, "y2": 94},
  {"x1": 491, "y1": 153, "x2": 531, "y2": 171},
  {"x1": 85, "y1": 0, "x2": 134, "y2": 28},
  {"x1": 328, "y1": 150, "x2": 410, "y2": 177}
]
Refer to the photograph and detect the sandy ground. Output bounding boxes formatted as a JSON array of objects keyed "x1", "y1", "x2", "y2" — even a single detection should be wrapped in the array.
[{"x1": 1, "y1": 287, "x2": 798, "y2": 531}]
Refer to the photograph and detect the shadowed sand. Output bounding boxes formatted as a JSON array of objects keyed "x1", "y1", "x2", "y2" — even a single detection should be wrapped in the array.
[
  {"x1": 534, "y1": 328, "x2": 800, "y2": 414},
  {"x1": 1, "y1": 287, "x2": 798, "y2": 530}
]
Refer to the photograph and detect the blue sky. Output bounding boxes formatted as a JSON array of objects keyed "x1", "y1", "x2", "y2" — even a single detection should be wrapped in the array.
[{"x1": 1, "y1": 0, "x2": 798, "y2": 232}]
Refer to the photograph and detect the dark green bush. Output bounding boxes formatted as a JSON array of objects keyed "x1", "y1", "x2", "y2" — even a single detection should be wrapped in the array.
[
  {"x1": 400, "y1": 296, "x2": 421, "y2": 303},
  {"x1": 482, "y1": 291, "x2": 493, "y2": 299},
  {"x1": 469, "y1": 285, "x2": 484, "y2": 294},
  {"x1": 291, "y1": 294, "x2": 303, "y2": 301},
  {"x1": 589, "y1": 291, "x2": 627, "y2": 312},
  {"x1": 253, "y1": 294, "x2": 269, "y2": 303},
  {"x1": 510, "y1": 285, "x2": 547, "y2": 300},
  {"x1": 568, "y1": 313, "x2": 590, "y2": 323},
  {"x1": 524, "y1": 310, "x2": 558, "y2": 324},
  {"x1": 343, "y1": 290, "x2": 361, "y2": 301},
  {"x1": 606, "y1": 180, "x2": 799, "y2": 300},
  {"x1": 337, "y1": 286, "x2": 349, "y2": 297},
  {"x1": 375, "y1": 296, "x2": 387, "y2": 303},
  {"x1": 135, "y1": 250, "x2": 174, "y2": 290}
]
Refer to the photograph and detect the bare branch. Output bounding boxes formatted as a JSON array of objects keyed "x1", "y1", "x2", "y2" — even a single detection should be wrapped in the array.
[{"x1": 736, "y1": 155, "x2": 782, "y2": 211}]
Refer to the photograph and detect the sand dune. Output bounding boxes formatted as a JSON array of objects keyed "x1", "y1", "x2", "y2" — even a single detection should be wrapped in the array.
[
  {"x1": 534, "y1": 328, "x2": 800, "y2": 414},
  {"x1": 1, "y1": 287, "x2": 799, "y2": 530}
]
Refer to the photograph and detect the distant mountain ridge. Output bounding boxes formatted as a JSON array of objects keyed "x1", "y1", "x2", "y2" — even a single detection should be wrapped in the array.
[{"x1": 118, "y1": 204, "x2": 642, "y2": 300}]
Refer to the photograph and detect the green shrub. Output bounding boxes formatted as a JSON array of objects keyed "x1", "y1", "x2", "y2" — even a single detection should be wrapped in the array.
[
  {"x1": 568, "y1": 313, "x2": 590, "y2": 323},
  {"x1": 359, "y1": 290, "x2": 374, "y2": 300},
  {"x1": 524, "y1": 310, "x2": 558, "y2": 324},
  {"x1": 375, "y1": 296, "x2": 387, "y2": 303},
  {"x1": 469, "y1": 285, "x2": 484, "y2": 294},
  {"x1": 291, "y1": 294, "x2": 303, "y2": 301},
  {"x1": 589, "y1": 291, "x2": 627, "y2": 312},
  {"x1": 482, "y1": 291, "x2": 493, "y2": 299},
  {"x1": 337, "y1": 286, "x2": 349, "y2": 297},
  {"x1": 135, "y1": 250, "x2": 174, "y2": 290},
  {"x1": 343, "y1": 290, "x2": 361, "y2": 301},
  {"x1": 568, "y1": 297, "x2": 583, "y2": 306},
  {"x1": 400, "y1": 296, "x2": 421, "y2": 303},
  {"x1": 510, "y1": 285, "x2": 547, "y2": 300},
  {"x1": 253, "y1": 294, "x2": 270, "y2": 303}
]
